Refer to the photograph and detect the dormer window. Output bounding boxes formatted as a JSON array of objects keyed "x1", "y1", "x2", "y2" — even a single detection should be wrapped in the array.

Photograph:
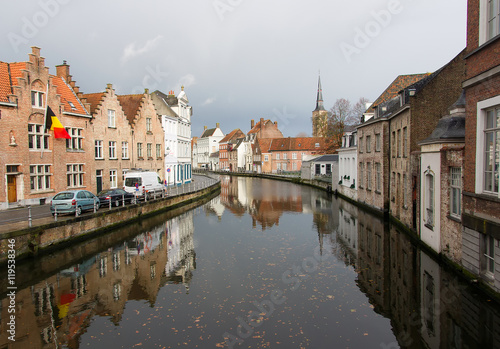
[
  {"x1": 68, "y1": 101, "x2": 76, "y2": 110},
  {"x1": 315, "y1": 143, "x2": 320, "y2": 148},
  {"x1": 31, "y1": 91, "x2": 44, "y2": 108}
]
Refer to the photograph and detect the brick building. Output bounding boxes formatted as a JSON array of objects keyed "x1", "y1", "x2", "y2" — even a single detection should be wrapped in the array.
[
  {"x1": 388, "y1": 51, "x2": 465, "y2": 231},
  {"x1": 0, "y1": 47, "x2": 92, "y2": 209},
  {"x1": 357, "y1": 74, "x2": 429, "y2": 214},
  {"x1": 462, "y1": 0, "x2": 500, "y2": 291},
  {"x1": 219, "y1": 128, "x2": 245, "y2": 171},
  {"x1": 247, "y1": 118, "x2": 283, "y2": 139},
  {"x1": 117, "y1": 91, "x2": 165, "y2": 179},
  {"x1": 82, "y1": 83, "x2": 133, "y2": 193}
]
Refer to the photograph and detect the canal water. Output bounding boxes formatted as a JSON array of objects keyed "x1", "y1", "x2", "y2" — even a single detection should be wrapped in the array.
[{"x1": 1, "y1": 176, "x2": 499, "y2": 348}]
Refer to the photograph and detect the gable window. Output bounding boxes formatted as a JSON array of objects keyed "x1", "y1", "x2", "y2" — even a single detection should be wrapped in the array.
[
  {"x1": 28, "y1": 124, "x2": 49, "y2": 150},
  {"x1": 95, "y1": 140, "x2": 103, "y2": 159},
  {"x1": 31, "y1": 91, "x2": 44, "y2": 108},
  {"x1": 425, "y1": 172, "x2": 435, "y2": 228},
  {"x1": 450, "y1": 167, "x2": 462, "y2": 218},
  {"x1": 146, "y1": 118, "x2": 152, "y2": 132},
  {"x1": 108, "y1": 109, "x2": 116, "y2": 128}
]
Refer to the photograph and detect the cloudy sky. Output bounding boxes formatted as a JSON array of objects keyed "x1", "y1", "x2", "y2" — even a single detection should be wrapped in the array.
[{"x1": 2, "y1": 0, "x2": 467, "y2": 137}]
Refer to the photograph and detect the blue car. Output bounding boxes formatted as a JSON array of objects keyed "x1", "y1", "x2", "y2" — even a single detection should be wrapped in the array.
[{"x1": 50, "y1": 190, "x2": 100, "y2": 216}]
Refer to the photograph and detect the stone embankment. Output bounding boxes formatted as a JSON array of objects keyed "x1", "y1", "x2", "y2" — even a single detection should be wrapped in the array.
[{"x1": 0, "y1": 177, "x2": 220, "y2": 264}]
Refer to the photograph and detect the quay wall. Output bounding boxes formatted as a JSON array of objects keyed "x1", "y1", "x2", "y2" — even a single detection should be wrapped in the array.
[{"x1": 0, "y1": 180, "x2": 220, "y2": 264}]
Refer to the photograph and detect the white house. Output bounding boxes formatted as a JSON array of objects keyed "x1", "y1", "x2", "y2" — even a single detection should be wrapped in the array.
[
  {"x1": 169, "y1": 87, "x2": 192, "y2": 184},
  {"x1": 197, "y1": 124, "x2": 224, "y2": 170},
  {"x1": 336, "y1": 126, "x2": 358, "y2": 200}
]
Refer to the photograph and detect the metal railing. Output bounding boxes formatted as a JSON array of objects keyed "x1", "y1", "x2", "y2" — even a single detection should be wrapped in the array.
[{"x1": 0, "y1": 175, "x2": 220, "y2": 231}]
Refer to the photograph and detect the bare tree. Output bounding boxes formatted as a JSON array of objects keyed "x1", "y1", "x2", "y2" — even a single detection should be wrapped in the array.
[{"x1": 351, "y1": 97, "x2": 371, "y2": 125}]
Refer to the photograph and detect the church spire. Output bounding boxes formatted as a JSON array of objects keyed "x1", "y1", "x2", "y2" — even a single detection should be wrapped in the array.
[{"x1": 314, "y1": 74, "x2": 325, "y2": 111}]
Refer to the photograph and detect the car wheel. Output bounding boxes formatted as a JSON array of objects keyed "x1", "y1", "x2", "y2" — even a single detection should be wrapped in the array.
[{"x1": 76, "y1": 206, "x2": 82, "y2": 216}]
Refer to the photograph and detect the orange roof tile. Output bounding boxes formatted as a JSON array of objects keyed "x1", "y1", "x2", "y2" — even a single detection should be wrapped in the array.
[
  {"x1": 257, "y1": 138, "x2": 272, "y2": 152},
  {"x1": 0, "y1": 62, "x2": 11, "y2": 103},
  {"x1": 366, "y1": 73, "x2": 431, "y2": 113},
  {"x1": 220, "y1": 128, "x2": 245, "y2": 143},
  {"x1": 82, "y1": 92, "x2": 105, "y2": 115},
  {"x1": 9, "y1": 62, "x2": 26, "y2": 87},
  {"x1": 266, "y1": 137, "x2": 326, "y2": 152},
  {"x1": 51, "y1": 75, "x2": 88, "y2": 116},
  {"x1": 117, "y1": 94, "x2": 143, "y2": 125}
]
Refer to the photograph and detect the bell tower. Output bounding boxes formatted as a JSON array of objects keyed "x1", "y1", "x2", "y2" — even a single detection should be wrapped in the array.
[{"x1": 312, "y1": 75, "x2": 328, "y2": 137}]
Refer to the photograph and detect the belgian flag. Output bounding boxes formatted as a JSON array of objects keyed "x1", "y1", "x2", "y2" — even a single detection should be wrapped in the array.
[{"x1": 45, "y1": 106, "x2": 71, "y2": 139}]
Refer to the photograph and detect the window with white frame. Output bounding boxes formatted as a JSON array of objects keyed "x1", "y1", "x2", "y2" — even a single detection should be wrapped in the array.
[
  {"x1": 484, "y1": 235, "x2": 496, "y2": 276},
  {"x1": 264, "y1": 155, "x2": 269, "y2": 162},
  {"x1": 146, "y1": 118, "x2": 152, "y2": 132},
  {"x1": 375, "y1": 133, "x2": 381, "y2": 152},
  {"x1": 156, "y1": 144, "x2": 161, "y2": 158},
  {"x1": 484, "y1": 107, "x2": 500, "y2": 194},
  {"x1": 367, "y1": 162, "x2": 372, "y2": 189},
  {"x1": 403, "y1": 127, "x2": 408, "y2": 157},
  {"x1": 67, "y1": 164, "x2": 84, "y2": 187},
  {"x1": 147, "y1": 143, "x2": 152, "y2": 158},
  {"x1": 31, "y1": 90, "x2": 44, "y2": 108},
  {"x1": 292, "y1": 153, "x2": 297, "y2": 160},
  {"x1": 66, "y1": 128, "x2": 83, "y2": 150},
  {"x1": 425, "y1": 172, "x2": 435, "y2": 227},
  {"x1": 276, "y1": 153, "x2": 280, "y2": 160},
  {"x1": 376, "y1": 163, "x2": 381, "y2": 192},
  {"x1": 109, "y1": 141, "x2": 117, "y2": 159},
  {"x1": 450, "y1": 167, "x2": 462, "y2": 218},
  {"x1": 122, "y1": 141, "x2": 129, "y2": 159},
  {"x1": 359, "y1": 162, "x2": 364, "y2": 187},
  {"x1": 283, "y1": 153, "x2": 287, "y2": 160},
  {"x1": 95, "y1": 140, "x2": 103, "y2": 159},
  {"x1": 487, "y1": 0, "x2": 500, "y2": 40},
  {"x1": 137, "y1": 143, "x2": 143, "y2": 158},
  {"x1": 30, "y1": 165, "x2": 51, "y2": 191},
  {"x1": 110, "y1": 169, "x2": 117, "y2": 188},
  {"x1": 108, "y1": 109, "x2": 116, "y2": 128},
  {"x1": 28, "y1": 124, "x2": 49, "y2": 150}
]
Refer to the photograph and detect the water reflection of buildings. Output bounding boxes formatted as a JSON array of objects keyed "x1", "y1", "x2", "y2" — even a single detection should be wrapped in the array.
[
  {"x1": 332, "y1": 201, "x2": 500, "y2": 348},
  {"x1": 0, "y1": 212, "x2": 196, "y2": 349},
  {"x1": 219, "y1": 175, "x2": 338, "y2": 234}
]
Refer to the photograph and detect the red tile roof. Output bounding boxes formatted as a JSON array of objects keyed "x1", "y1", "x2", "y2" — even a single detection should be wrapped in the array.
[
  {"x1": 267, "y1": 137, "x2": 326, "y2": 151},
  {"x1": 220, "y1": 128, "x2": 244, "y2": 143},
  {"x1": 51, "y1": 75, "x2": 88, "y2": 116},
  {"x1": 0, "y1": 62, "x2": 26, "y2": 103},
  {"x1": 248, "y1": 119, "x2": 268, "y2": 134},
  {"x1": 82, "y1": 92, "x2": 105, "y2": 115},
  {"x1": 366, "y1": 73, "x2": 431, "y2": 113},
  {"x1": 117, "y1": 94, "x2": 143, "y2": 125},
  {"x1": 257, "y1": 138, "x2": 272, "y2": 152}
]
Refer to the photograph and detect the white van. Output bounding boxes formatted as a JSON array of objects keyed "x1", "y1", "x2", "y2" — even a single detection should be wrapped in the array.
[{"x1": 123, "y1": 171, "x2": 164, "y2": 200}]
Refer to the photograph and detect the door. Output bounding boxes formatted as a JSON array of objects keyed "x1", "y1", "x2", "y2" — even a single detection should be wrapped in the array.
[
  {"x1": 7, "y1": 176, "x2": 17, "y2": 203},
  {"x1": 96, "y1": 170, "x2": 103, "y2": 194}
]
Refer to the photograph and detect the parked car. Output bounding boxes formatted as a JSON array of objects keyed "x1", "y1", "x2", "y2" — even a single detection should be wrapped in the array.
[
  {"x1": 123, "y1": 171, "x2": 165, "y2": 200},
  {"x1": 50, "y1": 190, "x2": 100, "y2": 216},
  {"x1": 98, "y1": 188, "x2": 135, "y2": 207}
]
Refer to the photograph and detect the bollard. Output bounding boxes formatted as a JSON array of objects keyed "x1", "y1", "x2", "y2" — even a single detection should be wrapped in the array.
[
  {"x1": 28, "y1": 205, "x2": 32, "y2": 228},
  {"x1": 109, "y1": 197, "x2": 112, "y2": 210},
  {"x1": 75, "y1": 205, "x2": 79, "y2": 217},
  {"x1": 145, "y1": 191, "x2": 148, "y2": 202},
  {"x1": 94, "y1": 197, "x2": 97, "y2": 213},
  {"x1": 122, "y1": 194, "x2": 125, "y2": 207},
  {"x1": 154, "y1": 191, "x2": 156, "y2": 200},
  {"x1": 54, "y1": 205, "x2": 58, "y2": 222}
]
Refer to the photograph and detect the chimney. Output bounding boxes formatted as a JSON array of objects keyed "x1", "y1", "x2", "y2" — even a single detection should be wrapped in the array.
[
  {"x1": 251, "y1": 119, "x2": 255, "y2": 128},
  {"x1": 56, "y1": 60, "x2": 71, "y2": 81},
  {"x1": 260, "y1": 117, "x2": 264, "y2": 125},
  {"x1": 204, "y1": 126, "x2": 207, "y2": 131},
  {"x1": 216, "y1": 122, "x2": 220, "y2": 128},
  {"x1": 274, "y1": 121, "x2": 278, "y2": 127}
]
